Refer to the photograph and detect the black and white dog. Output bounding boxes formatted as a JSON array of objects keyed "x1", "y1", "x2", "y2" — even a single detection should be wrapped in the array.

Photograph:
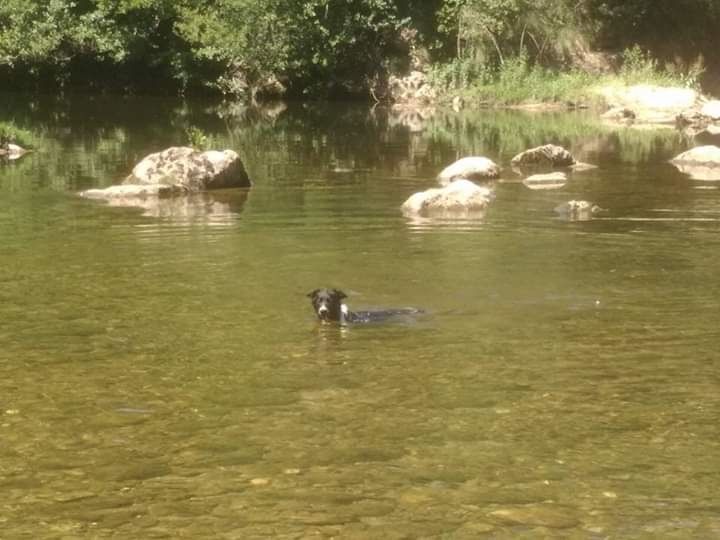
[{"x1": 307, "y1": 288, "x2": 421, "y2": 325}]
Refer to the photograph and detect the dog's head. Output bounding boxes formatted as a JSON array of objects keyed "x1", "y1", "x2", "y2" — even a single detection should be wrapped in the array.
[{"x1": 307, "y1": 288, "x2": 347, "y2": 322}]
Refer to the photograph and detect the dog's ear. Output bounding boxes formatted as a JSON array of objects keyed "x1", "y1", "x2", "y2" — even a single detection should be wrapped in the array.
[
  {"x1": 307, "y1": 289, "x2": 319, "y2": 298},
  {"x1": 334, "y1": 289, "x2": 347, "y2": 299}
]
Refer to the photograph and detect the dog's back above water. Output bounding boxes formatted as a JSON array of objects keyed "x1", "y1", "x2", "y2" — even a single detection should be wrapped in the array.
[{"x1": 307, "y1": 288, "x2": 423, "y2": 325}]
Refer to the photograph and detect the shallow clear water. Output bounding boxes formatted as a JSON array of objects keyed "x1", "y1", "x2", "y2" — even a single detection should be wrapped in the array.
[{"x1": 1, "y1": 94, "x2": 719, "y2": 538}]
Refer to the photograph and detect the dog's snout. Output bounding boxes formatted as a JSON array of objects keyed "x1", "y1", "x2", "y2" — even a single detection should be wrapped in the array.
[{"x1": 309, "y1": 288, "x2": 347, "y2": 323}]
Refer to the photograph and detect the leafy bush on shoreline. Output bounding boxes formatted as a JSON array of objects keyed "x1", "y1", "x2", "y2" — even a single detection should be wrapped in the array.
[
  {"x1": 0, "y1": 121, "x2": 33, "y2": 147},
  {"x1": 428, "y1": 46, "x2": 702, "y2": 106}
]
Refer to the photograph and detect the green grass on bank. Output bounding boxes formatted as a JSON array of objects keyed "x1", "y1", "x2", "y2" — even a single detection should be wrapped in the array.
[
  {"x1": 0, "y1": 121, "x2": 35, "y2": 148},
  {"x1": 428, "y1": 46, "x2": 704, "y2": 107}
]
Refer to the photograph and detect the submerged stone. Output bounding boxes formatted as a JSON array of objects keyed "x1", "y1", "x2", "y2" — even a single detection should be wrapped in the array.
[
  {"x1": 81, "y1": 184, "x2": 171, "y2": 199},
  {"x1": 489, "y1": 505, "x2": 579, "y2": 528},
  {"x1": 523, "y1": 172, "x2": 568, "y2": 190},
  {"x1": 570, "y1": 161, "x2": 598, "y2": 172},
  {"x1": 81, "y1": 188, "x2": 249, "y2": 222},
  {"x1": 457, "y1": 522, "x2": 496, "y2": 534},
  {"x1": 554, "y1": 200, "x2": 603, "y2": 221}
]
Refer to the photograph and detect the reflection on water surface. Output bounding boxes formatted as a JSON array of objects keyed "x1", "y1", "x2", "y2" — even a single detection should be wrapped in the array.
[{"x1": 1, "y1": 95, "x2": 719, "y2": 538}]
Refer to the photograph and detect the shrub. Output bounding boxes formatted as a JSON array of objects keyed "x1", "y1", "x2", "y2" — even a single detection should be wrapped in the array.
[
  {"x1": 0, "y1": 121, "x2": 33, "y2": 147},
  {"x1": 185, "y1": 126, "x2": 211, "y2": 150}
]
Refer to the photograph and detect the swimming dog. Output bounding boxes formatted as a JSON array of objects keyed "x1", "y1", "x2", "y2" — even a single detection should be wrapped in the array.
[{"x1": 307, "y1": 288, "x2": 421, "y2": 325}]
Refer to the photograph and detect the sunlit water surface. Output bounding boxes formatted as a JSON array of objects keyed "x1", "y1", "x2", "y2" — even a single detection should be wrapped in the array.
[{"x1": 1, "y1": 95, "x2": 719, "y2": 538}]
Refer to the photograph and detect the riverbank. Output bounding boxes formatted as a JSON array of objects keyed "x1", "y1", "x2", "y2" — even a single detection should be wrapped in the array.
[
  {"x1": 389, "y1": 59, "x2": 716, "y2": 130},
  {"x1": 398, "y1": 52, "x2": 710, "y2": 113}
]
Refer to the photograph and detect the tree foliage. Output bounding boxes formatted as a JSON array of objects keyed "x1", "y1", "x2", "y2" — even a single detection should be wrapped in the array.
[
  {"x1": 587, "y1": 0, "x2": 720, "y2": 58},
  {"x1": 287, "y1": 0, "x2": 408, "y2": 95},
  {"x1": 436, "y1": 0, "x2": 591, "y2": 66},
  {"x1": 0, "y1": 0, "x2": 718, "y2": 98},
  {"x1": 0, "y1": 0, "x2": 188, "y2": 90}
]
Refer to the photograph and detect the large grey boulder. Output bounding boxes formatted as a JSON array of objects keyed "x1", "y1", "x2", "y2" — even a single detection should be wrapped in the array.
[
  {"x1": 402, "y1": 179, "x2": 492, "y2": 216},
  {"x1": 670, "y1": 145, "x2": 720, "y2": 180},
  {"x1": 125, "y1": 146, "x2": 250, "y2": 189},
  {"x1": 80, "y1": 146, "x2": 252, "y2": 214},
  {"x1": 437, "y1": 157, "x2": 500, "y2": 185},
  {"x1": 511, "y1": 144, "x2": 575, "y2": 167}
]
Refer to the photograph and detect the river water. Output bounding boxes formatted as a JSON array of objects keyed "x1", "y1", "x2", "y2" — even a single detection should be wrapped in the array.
[{"x1": 1, "y1": 94, "x2": 719, "y2": 538}]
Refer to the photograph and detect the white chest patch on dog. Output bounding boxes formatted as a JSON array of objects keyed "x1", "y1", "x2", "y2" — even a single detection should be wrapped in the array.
[{"x1": 340, "y1": 303, "x2": 349, "y2": 324}]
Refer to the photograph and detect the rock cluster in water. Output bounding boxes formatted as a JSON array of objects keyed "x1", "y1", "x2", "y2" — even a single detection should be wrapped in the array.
[
  {"x1": 402, "y1": 144, "x2": 600, "y2": 220},
  {"x1": 598, "y1": 84, "x2": 701, "y2": 125},
  {"x1": 598, "y1": 85, "x2": 720, "y2": 150},
  {"x1": 388, "y1": 71, "x2": 437, "y2": 105},
  {"x1": 80, "y1": 146, "x2": 252, "y2": 214}
]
